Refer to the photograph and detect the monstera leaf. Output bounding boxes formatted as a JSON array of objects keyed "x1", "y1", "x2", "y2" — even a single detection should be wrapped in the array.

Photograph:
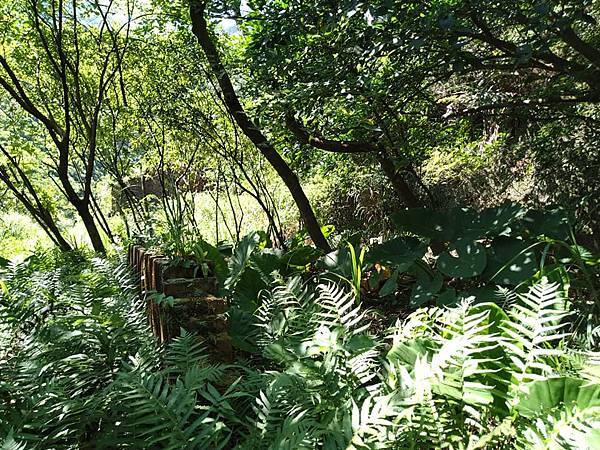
[
  {"x1": 482, "y1": 236, "x2": 538, "y2": 285},
  {"x1": 366, "y1": 236, "x2": 428, "y2": 271},
  {"x1": 437, "y1": 239, "x2": 487, "y2": 278}
]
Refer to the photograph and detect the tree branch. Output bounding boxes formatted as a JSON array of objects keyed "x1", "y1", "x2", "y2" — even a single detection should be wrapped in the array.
[{"x1": 285, "y1": 114, "x2": 375, "y2": 153}]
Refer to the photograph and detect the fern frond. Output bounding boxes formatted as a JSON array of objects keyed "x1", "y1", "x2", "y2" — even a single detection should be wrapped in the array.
[
  {"x1": 516, "y1": 406, "x2": 600, "y2": 450},
  {"x1": 347, "y1": 394, "x2": 401, "y2": 449},
  {"x1": 502, "y1": 281, "x2": 571, "y2": 385},
  {"x1": 255, "y1": 276, "x2": 316, "y2": 349},
  {"x1": 111, "y1": 371, "x2": 228, "y2": 449},
  {"x1": 165, "y1": 329, "x2": 209, "y2": 375},
  {"x1": 316, "y1": 282, "x2": 367, "y2": 334},
  {"x1": 0, "y1": 430, "x2": 26, "y2": 450},
  {"x1": 348, "y1": 348, "x2": 380, "y2": 390}
]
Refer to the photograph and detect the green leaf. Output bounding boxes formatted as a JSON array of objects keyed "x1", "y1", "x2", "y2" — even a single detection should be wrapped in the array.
[
  {"x1": 391, "y1": 208, "x2": 459, "y2": 241},
  {"x1": 251, "y1": 248, "x2": 284, "y2": 279},
  {"x1": 522, "y1": 208, "x2": 570, "y2": 240},
  {"x1": 393, "y1": 204, "x2": 526, "y2": 244},
  {"x1": 436, "y1": 288, "x2": 457, "y2": 306},
  {"x1": 228, "y1": 307, "x2": 259, "y2": 353},
  {"x1": 437, "y1": 239, "x2": 487, "y2": 278},
  {"x1": 346, "y1": 334, "x2": 376, "y2": 352},
  {"x1": 469, "y1": 202, "x2": 526, "y2": 237},
  {"x1": 410, "y1": 268, "x2": 443, "y2": 307},
  {"x1": 321, "y1": 224, "x2": 336, "y2": 238},
  {"x1": 194, "y1": 239, "x2": 228, "y2": 286},
  {"x1": 224, "y1": 232, "x2": 262, "y2": 292},
  {"x1": 516, "y1": 377, "x2": 600, "y2": 418},
  {"x1": 231, "y1": 267, "x2": 265, "y2": 312},
  {"x1": 366, "y1": 236, "x2": 428, "y2": 270},
  {"x1": 319, "y1": 247, "x2": 352, "y2": 278},
  {"x1": 469, "y1": 302, "x2": 508, "y2": 335},
  {"x1": 458, "y1": 285, "x2": 511, "y2": 306},
  {"x1": 469, "y1": 302, "x2": 511, "y2": 412},
  {"x1": 567, "y1": 244, "x2": 598, "y2": 265},
  {"x1": 379, "y1": 269, "x2": 398, "y2": 297},
  {"x1": 282, "y1": 245, "x2": 322, "y2": 269},
  {"x1": 482, "y1": 237, "x2": 538, "y2": 285},
  {"x1": 387, "y1": 338, "x2": 432, "y2": 366}
]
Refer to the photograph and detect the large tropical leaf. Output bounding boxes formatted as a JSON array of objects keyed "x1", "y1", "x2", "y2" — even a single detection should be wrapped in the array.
[
  {"x1": 319, "y1": 247, "x2": 352, "y2": 278},
  {"x1": 392, "y1": 207, "x2": 463, "y2": 241},
  {"x1": 482, "y1": 237, "x2": 538, "y2": 285},
  {"x1": 437, "y1": 239, "x2": 487, "y2": 278},
  {"x1": 195, "y1": 239, "x2": 228, "y2": 286},
  {"x1": 366, "y1": 236, "x2": 428, "y2": 270},
  {"x1": 467, "y1": 202, "x2": 526, "y2": 238},
  {"x1": 224, "y1": 232, "x2": 262, "y2": 292},
  {"x1": 409, "y1": 267, "x2": 443, "y2": 307},
  {"x1": 516, "y1": 377, "x2": 600, "y2": 418},
  {"x1": 522, "y1": 208, "x2": 571, "y2": 240}
]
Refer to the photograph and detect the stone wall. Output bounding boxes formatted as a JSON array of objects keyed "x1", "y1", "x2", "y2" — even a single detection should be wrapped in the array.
[{"x1": 128, "y1": 244, "x2": 233, "y2": 361}]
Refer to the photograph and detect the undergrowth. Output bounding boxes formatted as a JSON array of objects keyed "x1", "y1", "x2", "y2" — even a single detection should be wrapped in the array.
[{"x1": 1, "y1": 242, "x2": 599, "y2": 449}]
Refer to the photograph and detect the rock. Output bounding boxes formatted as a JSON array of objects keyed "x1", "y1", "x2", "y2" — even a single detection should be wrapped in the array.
[{"x1": 162, "y1": 277, "x2": 218, "y2": 297}]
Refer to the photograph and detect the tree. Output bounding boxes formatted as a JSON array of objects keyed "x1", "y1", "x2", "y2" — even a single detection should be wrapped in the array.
[
  {"x1": 232, "y1": 0, "x2": 600, "y2": 213},
  {"x1": 227, "y1": 1, "x2": 447, "y2": 209},
  {"x1": 0, "y1": 142, "x2": 72, "y2": 251},
  {"x1": 0, "y1": 0, "x2": 132, "y2": 253},
  {"x1": 118, "y1": 30, "x2": 287, "y2": 246},
  {"x1": 188, "y1": 0, "x2": 331, "y2": 251}
]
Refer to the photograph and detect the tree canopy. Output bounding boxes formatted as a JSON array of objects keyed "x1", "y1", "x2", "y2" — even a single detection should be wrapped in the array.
[{"x1": 0, "y1": 2, "x2": 599, "y2": 447}]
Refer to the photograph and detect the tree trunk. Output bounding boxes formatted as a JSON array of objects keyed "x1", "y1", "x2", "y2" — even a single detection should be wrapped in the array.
[
  {"x1": 90, "y1": 191, "x2": 116, "y2": 244},
  {"x1": 375, "y1": 150, "x2": 422, "y2": 208},
  {"x1": 0, "y1": 161, "x2": 73, "y2": 252},
  {"x1": 75, "y1": 201, "x2": 106, "y2": 254},
  {"x1": 40, "y1": 210, "x2": 73, "y2": 252},
  {"x1": 56, "y1": 139, "x2": 106, "y2": 254},
  {"x1": 189, "y1": 1, "x2": 330, "y2": 252}
]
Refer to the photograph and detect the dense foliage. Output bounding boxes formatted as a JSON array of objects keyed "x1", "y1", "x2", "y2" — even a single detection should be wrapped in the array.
[
  {"x1": 1, "y1": 239, "x2": 599, "y2": 448},
  {"x1": 1, "y1": 0, "x2": 599, "y2": 448}
]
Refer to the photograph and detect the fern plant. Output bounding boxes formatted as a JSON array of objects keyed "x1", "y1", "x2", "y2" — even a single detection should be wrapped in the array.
[
  {"x1": 244, "y1": 273, "x2": 599, "y2": 449},
  {"x1": 2, "y1": 247, "x2": 599, "y2": 449},
  {"x1": 383, "y1": 279, "x2": 600, "y2": 449},
  {"x1": 0, "y1": 254, "x2": 236, "y2": 449}
]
